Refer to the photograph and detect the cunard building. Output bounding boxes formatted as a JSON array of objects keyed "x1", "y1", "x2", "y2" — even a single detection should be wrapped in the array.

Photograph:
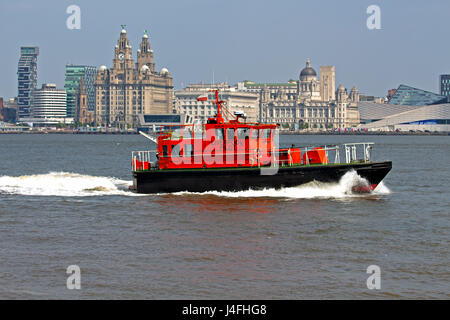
[
  {"x1": 95, "y1": 27, "x2": 174, "y2": 127},
  {"x1": 238, "y1": 59, "x2": 360, "y2": 130}
]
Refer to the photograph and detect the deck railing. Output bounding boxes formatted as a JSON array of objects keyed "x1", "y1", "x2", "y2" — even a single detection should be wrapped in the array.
[{"x1": 131, "y1": 143, "x2": 375, "y2": 171}]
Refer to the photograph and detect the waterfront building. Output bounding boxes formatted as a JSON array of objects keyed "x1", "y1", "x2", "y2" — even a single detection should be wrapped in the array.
[
  {"x1": 388, "y1": 84, "x2": 447, "y2": 106},
  {"x1": 75, "y1": 79, "x2": 95, "y2": 124},
  {"x1": 95, "y1": 27, "x2": 174, "y2": 127},
  {"x1": 439, "y1": 74, "x2": 450, "y2": 102},
  {"x1": 237, "y1": 59, "x2": 360, "y2": 130},
  {"x1": 17, "y1": 46, "x2": 39, "y2": 119},
  {"x1": 0, "y1": 97, "x2": 18, "y2": 122},
  {"x1": 175, "y1": 83, "x2": 260, "y2": 123},
  {"x1": 64, "y1": 65, "x2": 97, "y2": 118},
  {"x1": 30, "y1": 83, "x2": 67, "y2": 119},
  {"x1": 359, "y1": 102, "x2": 450, "y2": 132}
]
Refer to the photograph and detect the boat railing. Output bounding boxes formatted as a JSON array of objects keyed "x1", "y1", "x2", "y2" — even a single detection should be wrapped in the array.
[
  {"x1": 131, "y1": 143, "x2": 375, "y2": 171},
  {"x1": 132, "y1": 150, "x2": 157, "y2": 171},
  {"x1": 342, "y1": 142, "x2": 374, "y2": 163}
]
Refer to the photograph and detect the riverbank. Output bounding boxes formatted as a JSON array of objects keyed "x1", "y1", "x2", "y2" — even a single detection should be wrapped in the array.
[
  {"x1": 280, "y1": 130, "x2": 450, "y2": 136},
  {"x1": 1, "y1": 130, "x2": 448, "y2": 136}
]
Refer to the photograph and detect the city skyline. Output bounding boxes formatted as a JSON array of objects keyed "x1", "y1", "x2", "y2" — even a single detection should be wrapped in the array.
[{"x1": 1, "y1": 0, "x2": 450, "y2": 100}]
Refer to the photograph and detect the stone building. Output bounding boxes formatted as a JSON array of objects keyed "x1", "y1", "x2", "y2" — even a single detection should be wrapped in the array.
[
  {"x1": 238, "y1": 59, "x2": 360, "y2": 130},
  {"x1": 75, "y1": 79, "x2": 94, "y2": 124},
  {"x1": 175, "y1": 83, "x2": 260, "y2": 123},
  {"x1": 95, "y1": 27, "x2": 174, "y2": 127}
]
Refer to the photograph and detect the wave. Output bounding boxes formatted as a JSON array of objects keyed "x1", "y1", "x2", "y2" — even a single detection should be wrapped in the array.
[
  {"x1": 172, "y1": 171, "x2": 391, "y2": 199},
  {"x1": 0, "y1": 171, "x2": 390, "y2": 199},
  {"x1": 0, "y1": 172, "x2": 135, "y2": 197}
]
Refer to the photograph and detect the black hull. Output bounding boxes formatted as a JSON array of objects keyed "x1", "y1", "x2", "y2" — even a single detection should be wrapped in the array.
[{"x1": 132, "y1": 161, "x2": 392, "y2": 194}]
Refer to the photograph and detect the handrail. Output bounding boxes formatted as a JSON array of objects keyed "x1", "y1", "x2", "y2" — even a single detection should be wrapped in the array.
[{"x1": 131, "y1": 142, "x2": 375, "y2": 171}]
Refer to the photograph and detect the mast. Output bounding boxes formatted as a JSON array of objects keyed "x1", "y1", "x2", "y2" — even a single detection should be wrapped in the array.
[{"x1": 210, "y1": 89, "x2": 224, "y2": 124}]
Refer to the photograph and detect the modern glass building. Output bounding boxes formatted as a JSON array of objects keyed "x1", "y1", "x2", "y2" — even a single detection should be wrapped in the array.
[
  {"x1": 64, "y1": 65, "x2": 97, "y2": 118},
  {"x1": 388, "y1": 84, "x2": 448, "y2": 106},
  {"x1": 440, "y1": 75, "x2": 450, "y2": 102},
  {"x1": 17, "y1": 46, "x2": 39, "y2": 119}
]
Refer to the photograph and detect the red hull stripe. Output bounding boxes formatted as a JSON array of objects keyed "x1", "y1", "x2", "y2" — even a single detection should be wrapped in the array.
[{"x1": 352, "y1": 184, "x2": 378, "y2": 193}]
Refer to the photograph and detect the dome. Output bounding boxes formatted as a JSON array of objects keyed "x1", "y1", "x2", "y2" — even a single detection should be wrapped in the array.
[
  {"x1": 121, "y1": 29, "x2": 126, "y2": 34},
  {"x1": 141, "y1": 65, "x2": 150, "y2": 73},
  {"x1": 161, "y1": 67, "x2": 169, "y2": 74},
  {"x1": 143, "y1": 34, "x2": 148, "y2": 39},
  {"x1": 98, "y1": 65, "x2": 107, "y2": 72},
  {"x1": 300, "y1": 58, "x2": 317, "y2": 79}
]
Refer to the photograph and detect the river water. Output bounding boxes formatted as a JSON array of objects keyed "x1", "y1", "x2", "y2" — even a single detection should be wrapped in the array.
[{"x1": 0, "y1": 134, "x2": 448, "y2": 299}]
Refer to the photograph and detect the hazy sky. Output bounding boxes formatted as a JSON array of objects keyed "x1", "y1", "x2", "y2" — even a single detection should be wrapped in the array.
[{"x1": 1, "y1": 0, "x2": 449, "y2": 99}]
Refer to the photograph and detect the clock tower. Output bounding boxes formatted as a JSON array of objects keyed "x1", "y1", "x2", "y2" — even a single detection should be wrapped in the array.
[
  {"x1": 113, "y1": 25, "x2": 134, "y2": 70},
  {"x1": 95, "y1": 26, "x2": 174, "y2": 127}
]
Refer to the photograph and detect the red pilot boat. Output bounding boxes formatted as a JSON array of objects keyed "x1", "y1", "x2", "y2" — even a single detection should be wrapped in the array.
[{"x1": 131, "y1": 90, "x2": 392, "y2": 194}]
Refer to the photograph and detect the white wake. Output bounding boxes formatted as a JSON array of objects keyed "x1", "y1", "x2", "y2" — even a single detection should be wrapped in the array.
[
  {"x1": 0, "y1": 172, "x2": 135, "y2": 197},
  {"x1": 0, "y1": 171, "x2": 390, "y2": 199},
  {"x1": 173, "y1": 171, "x2": 391, "y2": 199}
]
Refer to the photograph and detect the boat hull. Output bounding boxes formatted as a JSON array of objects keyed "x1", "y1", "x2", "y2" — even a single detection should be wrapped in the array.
[{"x1": 132, "y1": 161, "x2": 392, "y2": 194}]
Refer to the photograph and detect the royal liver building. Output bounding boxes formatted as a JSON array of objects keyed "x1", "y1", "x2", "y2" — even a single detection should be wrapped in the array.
[
  {"x1": 95, "y1": 27, "x2": 174, "y2": 127},
  {"x1": 239, "y1": 59, "x2": 360, "y2": 130}
]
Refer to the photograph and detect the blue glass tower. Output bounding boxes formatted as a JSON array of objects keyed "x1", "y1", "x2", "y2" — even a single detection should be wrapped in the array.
[
  {"x1": 17, "y1": 46, "x2": 39, "y2": 119},
  {"x1": 64, "y1": 65, "x2": 97, "y2": 118}
]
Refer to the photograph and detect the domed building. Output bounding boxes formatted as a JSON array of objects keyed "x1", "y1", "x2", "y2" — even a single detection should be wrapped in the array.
[
  {"x1": 238, "y1": 58, "x2": 360, "y2": 130},
  {"x1": 95, "y1": 27, "x2": 174, "y2": 127},
  {"x1": 298, "y1": 58, "x2": 321, "y2": 100}
]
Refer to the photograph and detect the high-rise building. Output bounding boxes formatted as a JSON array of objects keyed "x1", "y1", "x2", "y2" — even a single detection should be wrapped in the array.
[
  {"x1": 17, "y1": 46, "x2": 39, "y2": 119},
  {"x1": 95, "y1": 27, "x2": 174, "y2": 127},
  {"x1": 31, "y1": 84, "x2": 67, "y2": 119},
  {"x1": 439, "y1": 74, "x2": 450, "y2": 102},
  {"x1": 64, "y1": 65, "x2": 97, "y2": 118}
]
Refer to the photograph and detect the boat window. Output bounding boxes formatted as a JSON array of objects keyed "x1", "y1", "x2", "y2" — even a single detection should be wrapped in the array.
[
  {"x1": 226, "y1": 128, "x2": 235, "y2": 141},
  {"x1": 182, "y1": 127, "x2": 192, "y2": 139},
  {"x1": 259, "y1": 129, "x2": 264, "y2": 140},
  {"x1": 263, "y1": 129, "x2": 271, "y2": 139},
  {"x1": 237, "y1": 128, "x2": 248, "y2": 140},
  {"x1": 185, "y1": 144, "x2": 194, "y2": 156},
  {"x1": 194, "y1": 125, "x2": 203, "y2": 139},
  {"x1": 163, "y1": 145, "x2": 168, "y2": 157},
  {"x1": 251, "y1": 129, "x2": 258, "y2": 138},
  {"x1": 215, "y1": 128, "x2": 224, "y2": 140}
]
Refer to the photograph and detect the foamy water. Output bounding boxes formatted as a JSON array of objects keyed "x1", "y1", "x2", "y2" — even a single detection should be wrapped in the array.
[
  {"x1": 0, "y1": 170, "x2": 390, "y2": 198},
  {"x1": 0, "y1": 172, "x2": 135, "y2": 197},
  {"x1": 171, "y1": 171, "x2": 390, "y2": 198}
]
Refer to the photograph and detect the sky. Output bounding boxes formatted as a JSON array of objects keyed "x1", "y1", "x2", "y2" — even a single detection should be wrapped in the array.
[{"x1": 0, "y1": 0, "x2": 449, "y2": 99}]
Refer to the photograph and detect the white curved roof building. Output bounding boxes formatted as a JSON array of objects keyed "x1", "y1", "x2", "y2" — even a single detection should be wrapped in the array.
[{"x1": 358, "y1": 103, "x2": 450, "y2": 132}]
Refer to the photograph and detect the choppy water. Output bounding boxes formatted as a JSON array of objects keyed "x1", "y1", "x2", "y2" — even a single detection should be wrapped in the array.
[{"x1": 0, "y1": 134, "x2": 448, "y2": 299}]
